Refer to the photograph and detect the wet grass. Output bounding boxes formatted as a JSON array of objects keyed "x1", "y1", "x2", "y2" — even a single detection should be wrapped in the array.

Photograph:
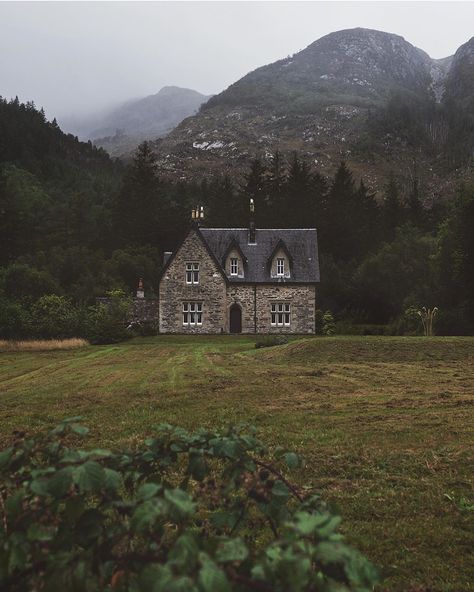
[{"x1": 0, "y1": 335, "x2": 473, "y2": 591}]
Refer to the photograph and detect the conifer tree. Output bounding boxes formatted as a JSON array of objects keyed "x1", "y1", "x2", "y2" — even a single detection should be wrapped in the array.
[
  {"x1": 241, "y1": 157, "x2": 267, "y2": 226},
  {"x1": 382, "y1": 171, "x2": 404, "y2": 237},
  {"x1": 113, "y1": 141, "x2": 160, "y2": 246}
]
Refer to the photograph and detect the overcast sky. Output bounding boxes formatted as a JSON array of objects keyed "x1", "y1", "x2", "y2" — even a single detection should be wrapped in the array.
[{"x1": 1, "y1": 1, "x2": 473, "y2": 121}]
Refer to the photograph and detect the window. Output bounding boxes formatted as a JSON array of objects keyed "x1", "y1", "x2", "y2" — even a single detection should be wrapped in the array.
[
  {"x1": 186, "y1": 262, "x2": 199, "y2": 284},
  {"x1": 230, "y1": 257, "x2": 238, "y2": 276},
  {"x1": 271, "y1": 303, "x2": 291, "y2": 327},
  {"x1": 182, "y1": 302, "x2": 202, "y2": 326},
  {"x1": 276, "y1": 258, "x2": 285, "y2": 276}
]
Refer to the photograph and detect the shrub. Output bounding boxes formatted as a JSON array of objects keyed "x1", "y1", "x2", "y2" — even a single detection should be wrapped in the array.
[
  {"x1": 0, "y1": 298, "x2": 30, "y2": 340},
  {"x1": 314, "y1": 309, "x2": 324, "y2": 335},
  {"x1": 85, "y1": 289, "x2": 132, "y2": 344},
  {"x1": 322, "y1": 311, "x2": 336, "y2": 336},
  {"x1": 30, "y1": 295, "x2": 82, "y2": 339},
  {"x1": 0, "y1": 420, "x2": 379, "y2": 591},
  {"x1": 255, "y1": 335, "x2": 289, "y2": 349}
]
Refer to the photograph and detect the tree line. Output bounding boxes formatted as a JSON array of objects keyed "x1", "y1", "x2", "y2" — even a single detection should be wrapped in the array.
[{"x1": 0, "y1": 98, "x2": 473, "y2": 337}]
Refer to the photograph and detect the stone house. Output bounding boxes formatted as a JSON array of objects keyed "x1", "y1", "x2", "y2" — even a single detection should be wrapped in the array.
[{"x1": 158, "y1": 206, "x2": 320, "y2": 334}]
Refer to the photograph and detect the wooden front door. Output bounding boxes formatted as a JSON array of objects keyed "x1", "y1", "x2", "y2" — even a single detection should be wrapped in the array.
[{"x1": 229, "y1": 304, "x2": 242, "y2": 334}]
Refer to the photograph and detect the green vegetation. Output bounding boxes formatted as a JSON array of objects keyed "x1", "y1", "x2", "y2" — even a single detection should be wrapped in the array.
[
  {"x1": 1, "y1": 97, "x2": 474, "y2": 336},
  {"x1": 0, "y1": 336, "x2": 472, "y2": 591},
  {"x1": 0, "y1": 419, "x2": 377, "y2": 592}
]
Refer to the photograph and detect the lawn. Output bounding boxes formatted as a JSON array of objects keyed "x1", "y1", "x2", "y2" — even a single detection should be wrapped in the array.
[{"x1": 0, "y1": 335, "x2": 473, "y2": 591}]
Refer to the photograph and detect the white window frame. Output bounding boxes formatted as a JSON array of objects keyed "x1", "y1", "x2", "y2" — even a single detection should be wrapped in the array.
[
  {"x1": 230, "y1": 257, "x2": 239, "y2": 276},
  {"x1": 185, "y1": 262, "x2": 199, "y2": 285},
  {"x1": 182, "y1": 302, "x2": 203, "y2": 326},
  {"x1": 276, "y1": 257, "x2": 285, "y2": 277},
  {"x1": 271, "y1": 302, "x2": 291, "y2": 327}
]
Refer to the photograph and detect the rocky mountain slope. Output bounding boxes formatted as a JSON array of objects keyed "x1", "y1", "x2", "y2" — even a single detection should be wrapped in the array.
[
  {"x1": 152, "y1": 29, "x2": 474, "y2": 200},
  {"x1": 61, "y1": 86, "x2": 211, "y2": 157}
]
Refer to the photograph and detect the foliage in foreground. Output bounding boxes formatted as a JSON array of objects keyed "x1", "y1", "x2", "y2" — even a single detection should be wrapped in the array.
[{"x1": 0, "y1": 420, "x2": 379, "y2": 592}]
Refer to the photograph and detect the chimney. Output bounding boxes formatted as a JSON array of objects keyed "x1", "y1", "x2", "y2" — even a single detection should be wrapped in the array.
[
  {"x1": 191, "y1": 205, "x2": 205, "y2": 226},
  {"x1": 163, "y1": 251, "x2": 172, "y2": 265},
  {"x1": 136, "y1": 278, "x2": 145, "y2": 299},
  {"x1": 248, "y1": 198, "x2": 256, "y2": 244}
]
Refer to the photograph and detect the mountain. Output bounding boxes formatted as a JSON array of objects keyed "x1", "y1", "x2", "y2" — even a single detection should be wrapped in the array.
[
  {"x1": 61, "y1": 86, "x2": 212, "y2": 157},
  {"x1": 152, "y1": 29, "x2": 474, "y2": 200}
]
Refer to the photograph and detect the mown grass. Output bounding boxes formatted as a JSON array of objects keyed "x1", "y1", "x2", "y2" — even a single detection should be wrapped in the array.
[{"x1": 0, "y1": 335, "x2": 473, "y2": 591}]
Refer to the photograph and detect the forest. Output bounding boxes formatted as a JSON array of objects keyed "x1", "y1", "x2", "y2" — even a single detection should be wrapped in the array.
[{"x1": 1, "y1": 97, "x2": 473, "y2": 338}]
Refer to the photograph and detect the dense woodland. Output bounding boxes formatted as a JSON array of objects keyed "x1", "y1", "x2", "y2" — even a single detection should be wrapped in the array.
[{"x1": 1, "y1": 97, "x2": 473, "y2": 337}]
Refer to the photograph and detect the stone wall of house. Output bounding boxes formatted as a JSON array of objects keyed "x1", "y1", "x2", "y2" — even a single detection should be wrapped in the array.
[
  {"x1": 159, "y1": 228, "x2": 227, "y2": 333},
  {"x1": 256, "y1": 284, "x2": 316, "y2": 334},
  {"x1": 227, "y1": 285, "x2": 256, "y2": 332},
  {"x1": 226, "y1": 284, "x2": 316, "y2": 334}
]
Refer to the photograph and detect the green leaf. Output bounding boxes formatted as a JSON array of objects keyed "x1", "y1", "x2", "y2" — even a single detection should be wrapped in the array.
[
  {"x1": 137, "y1": 482, "x2": 161, "y2": 501},
  {"x1": 47, "y1": 467, "x2": 73, "y2": 498},
  {"x1": 164, "y1": 488, "x2": 196, "y2": 517},
  {"x1": 70, "y1": 424, "x2": 89, "y2": 436},
  {"x1": 293, "y1": 511, "x2": 330, "y2": 536},
  {"x1": 104, "y1": 468, "x2": 122, "y2": 492},
  {"x1": 211, "y1": 510, "x2": 241, "y2": 530},
  {"x1": 27, "y1": 523, "x2": 55, "y2": 542},
  {"x1": 188, "y1": 454, "x2": 208, "y2": 481},
  {"x1": 5, "y1": 491, "x2": 24, "y2": 522},
  {"x1": 271, "y1": 480, "x2": 290, "y2": 499},
  {"x1": 30, "y1": 478, "x2": 48, "y2": 496},
  {"x1": 283, "y1": 452, "x2": 300, "y2": 469},
  {"x1": 74, "y1": 461, "x2": 106, "y2": 493},
  {"x1": 0, "y1": 447, "x2": 13, "y2": 469},
  {"x1": 216, "y1": 538, "x2": 248, "y2": 563},
  {"x1": 168, "y1": 532, "x2": 199, "y2": 571},
  {"x1": 198, "y1": 556, "x2": 230, "y2": 592},
  {"x1": 131, "y1": 500, "x2": 162, "y2": 532}
]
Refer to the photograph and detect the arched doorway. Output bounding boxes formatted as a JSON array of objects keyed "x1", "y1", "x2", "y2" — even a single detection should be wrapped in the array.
[{"x1": 229, "y1": 304, "x2": 242, "y2": 334}]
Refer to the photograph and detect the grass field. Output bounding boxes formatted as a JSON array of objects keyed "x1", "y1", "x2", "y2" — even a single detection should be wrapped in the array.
[{"x1": 0, "y1": 335, "x2": 473, "y2": 591}]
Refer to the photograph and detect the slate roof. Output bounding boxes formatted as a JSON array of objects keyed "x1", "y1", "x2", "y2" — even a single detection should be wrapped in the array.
[{"x1": 199, "y1": 228, "x2": 320, "y2": 283}]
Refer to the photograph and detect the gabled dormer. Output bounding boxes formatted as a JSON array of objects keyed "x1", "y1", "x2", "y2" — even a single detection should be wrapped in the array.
[
  {"x1": 222, "y1": 239, "x2": 247, "y2": 279},
  {"x1": 268, "y1": 239, "x2": 293, "y2": 280}
]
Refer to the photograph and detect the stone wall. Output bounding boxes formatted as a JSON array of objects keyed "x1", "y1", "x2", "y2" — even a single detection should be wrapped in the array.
[
  {"x1": 227, "y1": 285, "x2": 256, "y2": 332},
  {"x1": 226, "y1": 284, "x2": 316, "y2": 334},
  {"x1": 255, "y1": 284, "x2": 316, "y2": 334},
  {"x1": 159, "y1": 229, "x2": 227, "y2": 333}
]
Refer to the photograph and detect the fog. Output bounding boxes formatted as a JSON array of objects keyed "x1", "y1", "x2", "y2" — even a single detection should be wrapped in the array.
[{"x1": 1, "y1": 1, "x2": 473, "y2": 121}]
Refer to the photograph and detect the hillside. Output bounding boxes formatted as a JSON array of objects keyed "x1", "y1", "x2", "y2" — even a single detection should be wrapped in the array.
[
  {"x1": 0, "y1": 97, "x2": 123, "y2": 265},
  {"x1": 152, "y1": 28, "x2": 474, "y2": 199},
  {"x1": 61, "y1": 86, "x2": 211, "y2": 157}
]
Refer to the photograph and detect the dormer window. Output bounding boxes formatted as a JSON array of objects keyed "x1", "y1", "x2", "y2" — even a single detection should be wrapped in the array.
[
  {"x1": 186, "y1": 262, "x2": 199, "y2": 285},
  {"x1": 230, "y1": 257, "x2": 239, "y2": 276},
  {"x1": 276, "y1": 258, "x2": 285, "y2": 277}
]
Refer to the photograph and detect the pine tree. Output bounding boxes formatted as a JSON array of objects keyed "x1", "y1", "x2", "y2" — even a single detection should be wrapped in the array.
[
  {"x1": 408, "y1": 177, "x2": 423, "y2": 227},
  {"x1": 382, "y1": 171, "x2": 404, "y2": 237},
  {"x1": 241, "y1": 157, "x2": 267, "y2": 226},
  {"x1": 113, "y1": 141, "x2": 160, "y2": 246}
]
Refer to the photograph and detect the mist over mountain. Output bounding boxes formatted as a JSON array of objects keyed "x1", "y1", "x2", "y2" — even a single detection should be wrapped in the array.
[
  {"x1": 151, "y1": 28, "x2": 474, "y2": 199},
  {"x1": 60, "y1": 86, "x2": 211, "y2": 157}
]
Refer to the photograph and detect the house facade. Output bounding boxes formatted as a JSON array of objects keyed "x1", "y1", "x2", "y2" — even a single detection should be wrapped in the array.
[{"x1": 158, "y1": 210, "x2": 320, "y2": 334}]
